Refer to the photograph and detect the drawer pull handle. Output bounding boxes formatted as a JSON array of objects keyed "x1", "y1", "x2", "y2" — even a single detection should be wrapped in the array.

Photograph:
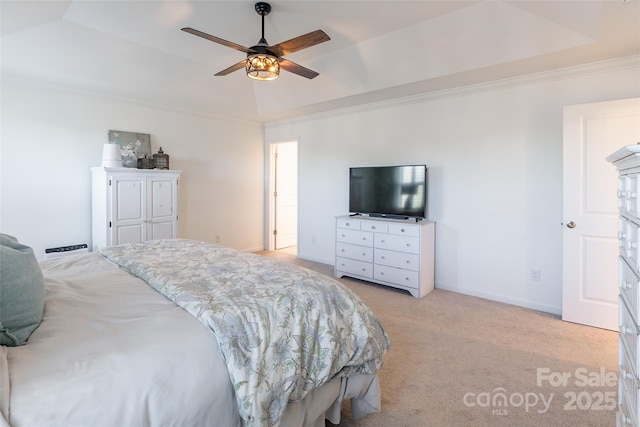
[{"x1": 620, "y1": 325, "x2": 635, "y2": 335}]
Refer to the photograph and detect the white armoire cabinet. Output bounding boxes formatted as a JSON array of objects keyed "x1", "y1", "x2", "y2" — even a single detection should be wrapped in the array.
[
  {"x1": 91, "y1": 167, "x2": 181, "y2": 251},
  {"x1": 607, "y1": 146, "x2": 640, "y2": 427}
]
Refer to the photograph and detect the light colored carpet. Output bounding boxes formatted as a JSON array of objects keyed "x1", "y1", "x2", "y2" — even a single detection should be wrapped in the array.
[{"x1": 258, "y1": 249, "x2": 619, "y2": 427}]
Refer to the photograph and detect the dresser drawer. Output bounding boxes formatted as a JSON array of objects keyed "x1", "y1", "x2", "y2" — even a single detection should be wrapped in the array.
[
  {"x1": 619, "y1": 357, "x2": 639, "y2": 427},
  {"x1": 374, "y1": 265, "x2": 419, "y2": 289},
  {"x1": 620, "y1": 297, "x2": 640, "y2": 374},
  {"x1": 335, "y1": 256, "x2": 373, "y2": 279},
  {"x1": 336, "y1": 228, "x2": 373, "y2": 247},
  {"x1": 336, "y1": 218, "x2": 361, "y2": 230},
  {"x1": 360, "y1": 220, "x2": 388, "y2": 233},
  {"x1": 623, "y1": 219, "x2": 640, "y2": 271},
  {"x1": 388, "y1": 223, "x2": 420, "y2": 237},
  {"x1": 374, "y1": 233, "x2": 420, "y2": 254},
  {"x1": 620, "y1": 257, "x2": 640, "y2": 325},
  {"x1": 375, "y1": 248, "x2": 420, "y2": 272},
  {"x1": 619, "y1": 177, "x2": 627, "y2": 214},
  {"x1": 336, "y1": 242, "x2": 373, "y2": 263},
  {"x1": 625, "y1": 174, "x2": 640, "y2": 218}
]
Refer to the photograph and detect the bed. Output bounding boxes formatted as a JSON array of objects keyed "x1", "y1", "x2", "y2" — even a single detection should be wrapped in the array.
[{"x1": 0, "y1": 237, "x2": 391, "y2": 427}]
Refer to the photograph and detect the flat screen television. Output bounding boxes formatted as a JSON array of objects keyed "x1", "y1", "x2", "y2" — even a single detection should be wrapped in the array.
[{"x1": 349, "y1": 165, "x2": 427, "y2": 219}]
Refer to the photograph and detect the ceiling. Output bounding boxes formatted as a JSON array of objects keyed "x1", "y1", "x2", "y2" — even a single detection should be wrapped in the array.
[{"x1": 2, "y1": 1, "x2": 639, "y2": 123}]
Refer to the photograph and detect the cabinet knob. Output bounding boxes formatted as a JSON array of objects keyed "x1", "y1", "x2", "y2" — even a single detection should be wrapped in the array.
[
  {"x1": 362, "y1": 252, "x2": 366, "y2": 256},
  {"x1": 620, "y1": 281, "x2": 630, "y2": 290},
  {"x1": 345, "y1": 222, "x2": 350, "y2": 226},
  {"x1": 404, "y1": 277, "x2": 410, "y2": 281},
  {"x1": 401, "y1": 228, "x2": 405, "y2": 233},
  {"x1": 372, "y1": 226, "x2": 376, "y2": 230}
]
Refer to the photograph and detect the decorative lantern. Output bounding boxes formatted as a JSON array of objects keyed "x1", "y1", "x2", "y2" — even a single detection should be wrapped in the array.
[{"x1": 153, "y1": 147, "x2": 170, "y2": 170}]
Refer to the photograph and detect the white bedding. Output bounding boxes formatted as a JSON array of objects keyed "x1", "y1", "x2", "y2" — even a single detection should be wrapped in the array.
[{"x1": 1, "y1": 251, "x2": 384, "y2": 427}]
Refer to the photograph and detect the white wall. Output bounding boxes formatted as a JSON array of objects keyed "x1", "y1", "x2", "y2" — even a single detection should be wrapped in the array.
[
  {"x1": 1, "y1": 76, "x2": 265, "y2": 258},
  {"x1": 265, "y1": 59, "x2": 640, "y2": 314}
]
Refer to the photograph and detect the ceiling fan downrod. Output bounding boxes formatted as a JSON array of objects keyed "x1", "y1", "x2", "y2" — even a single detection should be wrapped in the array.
[{"x1": 255, "y1": 2, "x2": 271, "y2": 44}]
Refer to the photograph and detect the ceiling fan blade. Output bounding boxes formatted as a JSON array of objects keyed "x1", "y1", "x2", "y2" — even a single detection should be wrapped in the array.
[
  {"x1": 181, "y1": 27, "x2": 252, "y2": 54},
  {"x1": 214, "y1": 60, "x2": 247, "y2": 76},
  {"x1": 269, "y1": 30, "x2": 330, "y2": 57},
  {"x1": 279, "y1": 59, "x2": 319, "y2": 79}
]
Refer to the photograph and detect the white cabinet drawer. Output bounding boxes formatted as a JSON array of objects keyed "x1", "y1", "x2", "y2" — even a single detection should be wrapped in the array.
[
  {"x1": 360, "y1": 220, "x2": 388, "y2": 233},
  {"x1": 620, "y1": 257, "x2": 640, "y2": 325},
  {"x1": 625, "y1": 174, "x2": 640, "y2": 218},
  {"x1": 619, "y1": 177, "x2": 627, "y2": 213},
  {"x1": 619, "y1": 356, "x2": 639, "y2": 427},
  {"x1": 388, "y1": 223, "x2": 420, "y2": 237},
  {"x1": 374, "y1": 265, "x2": 419, "y2": 289},
  {"x1": 336, "y1": 256, "x2": 373, "y2": 279},
  {"x1": 336, "y1": 242, "x2": 373, "y2": 263},
  {"x1": 375, "y1": 248, "x2": 420, "y2": 272},
  {"x1": 624, "y1": 220, "x2": 640, "y2": 272},
  {"x1": 375, "y1": 233, "x2": 420, "y2": 254},
  {"x1": 620, "y1": 297, "x2": 640, "y2": 377},
  {"x1": 336, "y1": 228, "x2": 373, "y2": 247},
  {"x1": 336, "y1": 218, "x2": 361, "y2": 230}
]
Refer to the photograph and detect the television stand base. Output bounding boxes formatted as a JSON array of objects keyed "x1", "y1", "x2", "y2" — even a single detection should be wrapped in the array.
[{"x1": 368, "y1": 213, "x2": 409, "y2": 220}]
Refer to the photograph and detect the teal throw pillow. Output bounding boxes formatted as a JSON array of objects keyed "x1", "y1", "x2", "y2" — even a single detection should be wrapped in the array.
[{"x1": 0, "y1": 234, "x2": 45, "y2": 346}]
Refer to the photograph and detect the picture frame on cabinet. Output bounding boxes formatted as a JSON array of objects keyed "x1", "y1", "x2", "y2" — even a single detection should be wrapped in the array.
[{"x1": 108, "y1": 130, "x2": 151, "y2": 168}]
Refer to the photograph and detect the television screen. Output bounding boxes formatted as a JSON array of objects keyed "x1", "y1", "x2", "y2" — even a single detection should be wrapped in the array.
[{"x1": 349, "y1": 165, "x2": 427, "y2": 219}]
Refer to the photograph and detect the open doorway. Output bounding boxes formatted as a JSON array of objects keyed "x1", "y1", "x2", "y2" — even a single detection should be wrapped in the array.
[{"x1": 268, "y1": 141, "x2": 298, "y2": 253}]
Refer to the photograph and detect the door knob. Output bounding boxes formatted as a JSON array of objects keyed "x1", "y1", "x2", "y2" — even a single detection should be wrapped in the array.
[{"x1": 566, "y1": 221, "x2": 576, "y2": 229}]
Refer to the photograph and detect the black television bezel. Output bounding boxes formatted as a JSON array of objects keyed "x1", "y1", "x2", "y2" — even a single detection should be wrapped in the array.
[{"x1": 348, "y1": 164, "x2": 428, "y2": 220}]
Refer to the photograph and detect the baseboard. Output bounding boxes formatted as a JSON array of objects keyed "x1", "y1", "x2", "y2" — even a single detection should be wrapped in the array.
[{"x1": 435, "y1": 283, "x2": 562, "y2": 316}]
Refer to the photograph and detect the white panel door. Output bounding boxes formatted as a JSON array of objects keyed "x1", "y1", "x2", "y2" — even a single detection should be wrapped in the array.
[
  {"x1": 563, "y1": 98, "x2": 640, "y2": 330},
  {"x1": 111, "y1": 176, "x2": 146, "y2": 245},
  {"x1": 148, "y1": 177, "x2": 177, "y2": 241},
  {"x1": 274, "y1": 142, "x2": 298, "y2": 250}
]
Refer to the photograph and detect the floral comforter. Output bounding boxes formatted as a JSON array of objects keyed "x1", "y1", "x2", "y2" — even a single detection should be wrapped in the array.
[{"x1": 99, "y1": 239, "x2": 391, "y2": 427}]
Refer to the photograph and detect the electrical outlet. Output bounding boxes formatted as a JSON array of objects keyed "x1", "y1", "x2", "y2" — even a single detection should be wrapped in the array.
[
  {"x1": 530, "y1": 269, "x2": 541, "y2": 282},
  {"x1": 215, "y1": 235, "x2": 221, "y2": 243},
  {"x1": 311, "y1": 236, "x2": 316, "y2": 244}
]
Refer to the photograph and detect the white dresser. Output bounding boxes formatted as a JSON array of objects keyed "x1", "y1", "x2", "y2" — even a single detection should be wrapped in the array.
[
  {"x1": 91, "y1": 167, "x2": 181, "y2": 251},
  {"x1": 608, "y1": 146, "x2": 640, "y2": 427},
  {"x1": 334, "y1": 215, "x2": 435, "y2": 298}
]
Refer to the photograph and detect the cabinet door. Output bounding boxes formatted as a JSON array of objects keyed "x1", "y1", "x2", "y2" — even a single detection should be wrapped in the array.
[
  {"x1": 147, "y1": 177, "x2": 177, "y2": 241},
  {"x1": 111, "y1": 175, "x2": 146, "y2": 245}
]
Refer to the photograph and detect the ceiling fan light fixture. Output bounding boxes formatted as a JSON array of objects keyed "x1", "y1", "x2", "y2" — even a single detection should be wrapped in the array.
[{"x1": 246, "y1": 53, "x2": 279, "y2": 81}]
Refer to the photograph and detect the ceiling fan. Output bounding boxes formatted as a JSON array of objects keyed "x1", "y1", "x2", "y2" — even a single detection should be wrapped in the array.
[{"x1": 181, "y1": 2, "x2": 330, "y2": 81}]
